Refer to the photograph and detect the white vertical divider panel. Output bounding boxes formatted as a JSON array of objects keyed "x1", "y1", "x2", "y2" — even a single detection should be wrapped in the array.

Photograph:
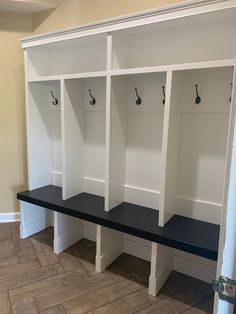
[
  {"x1": 149, "y1": 243, "x2": 173, "y2": 296},
  {"x1": 54, "y1": 78, "x2": 83, "y2": 254},
  {"x1": 148, "y1": 71, "x2": 174, "y2": 294},
  {"x1": 105, "y1": 35, "x2": 127, "y2": 211},
  {"x1": 62, "y1": 79, "x2": 84, "y2": 200},
  {"x1": 96, "y1": 34, "x2": 124, "y2": 273},
  {"x1": 105, "y1": 34, "x2": 113, "y2": 212},
  {"x1": 159, "y1": 70, "x2": 182, "y2": 226}
]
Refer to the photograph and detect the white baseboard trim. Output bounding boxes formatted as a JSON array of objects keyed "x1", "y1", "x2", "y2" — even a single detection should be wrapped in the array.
[
  {"x1": 124, "y1": 185, "x2": 159, "y2": 209},
  {"x1": 0, "y1": 212, "x2": 20, "y2": 223},
  {"x1": 173, "y1": 249, "x2": 216, "y2": 283},
  {"x1": 176, "y1": 195, "x2": 221, "y2": 224},
  {"x1": 83, "y1": 177, "x2": 160, "y2": 209},
  {"x1": 124, "y1": 234, "x2": 151, "y2": 261},
  {"x1": 83, "y1": 177, "x2": 105, "y2": 197},
  {"x1": 83, "y1": 221, "x2": 97, "y2": 241}
]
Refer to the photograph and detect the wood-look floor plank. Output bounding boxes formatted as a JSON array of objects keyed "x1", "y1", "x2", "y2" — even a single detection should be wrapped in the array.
[
  {"x1": 11, "y1": 226, "x2": 37, "y2": 262},
  {"x1": 106, "y1": 256, "x2": 145, "y2": 283},
  {"x1": 134, "y1": 287, "x2": 204, "y2": 314},
  {"x1": 0, "y1": 222, "x2": 19, "y2": 230},
  {"x1": 160, "y1": 271, "x2": 188, "y2": 296},
  {"x1": 58, "y1": 249, "x2": 83, "y2": 272},
  {"x1": 13, "y1": 297, "x2": 38, "y2": 314},
  {"x1": 92, "y1": 288, "x2": 163, "y2": 314},
  {"x1": 183, "y1": 296, "x2": 214, "y2": 314},
  {"x1": 112, "y1": 254, "x2": 150, "y2": 287},
  {"x1": 63, "y1": 279, "x2": 143, "y2": 314},
  {"x1": 0, "y1": 260, "x2": 40, "y2": 280},
  {"x1": 0, "y1": 228, "x2": 16, "y2": 259},
  {"x1": 0, "y1": 292, "x2": 12, "y2": 314},
  {"x1": 10, "y1": 268, "x2": 88, "y2": 304},
  {"x1": 0, "y1": 263, "x2": 63, "y2": 293},
  {"x1": 31, "y1": 227, "x2": 54, "y2": 246},
  {"x1": 70, "y1": 240, "x2": 97, "y2": 277},
  {"x1": 35, "y1": 273, "x2": 114, "y2": 311},
  {"x1": 31, "y1": 238, "x2": 58, "y2": 267},
  {"x1": 0, "y1": 223, "x2": 214, "y2": 314},
  {"x1": 0, "y1": 255, "x2": 19, "y2": 269},
  {"x1": 183, "y1": 308, "x2": 209, "y2": 314},
  {"x1": 174, "y1": 272, "x2": 213, "y2": 298},
  {"x1": 40, "y1": 304, "x2": 66, "y2": 314}
]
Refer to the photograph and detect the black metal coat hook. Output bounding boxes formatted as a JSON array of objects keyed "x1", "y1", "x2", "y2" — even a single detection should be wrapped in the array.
[
  {"x1": 195, "y1": 84, "x2": 201, "y2": 104},
  {"x1": 230, "y1": 83, "x2": 233, "y2": 103},
  {"x1": 50, "y1": 91, "x2": 58, "y2": 105},
  {"x1": 162, "y1": 86, "x2": 165, "y2": 105},
  {"x1": 135, "y1": 87, "x2": 142, "y2": 105},
  {"x1": 88, "y1": 89, "x2": 96, "y2": 105}
]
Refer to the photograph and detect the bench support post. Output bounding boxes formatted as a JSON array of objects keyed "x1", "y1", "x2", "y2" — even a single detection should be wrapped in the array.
[
  {"x1": 20, "y1": 201, "x2": 52, "y2": 239},
  {"x1": 96, "y1": 225, "x2": 123, "y2": 273},
  {"x1": 54, "y1": 212, "x2": 83, "y2": 254},
  {"x1": 149, "y1": 242, "x2": 173, "y2": 296}
]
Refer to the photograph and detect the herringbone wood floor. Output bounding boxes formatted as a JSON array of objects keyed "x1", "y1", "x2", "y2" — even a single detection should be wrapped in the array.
[{"x1": 0, "y1": 222, "x2": 214, "y2": 314}]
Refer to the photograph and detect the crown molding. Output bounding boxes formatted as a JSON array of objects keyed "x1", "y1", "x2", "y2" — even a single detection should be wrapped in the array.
[{"x1": 21, "y1": 0, "x2": 236, "y2": 48}]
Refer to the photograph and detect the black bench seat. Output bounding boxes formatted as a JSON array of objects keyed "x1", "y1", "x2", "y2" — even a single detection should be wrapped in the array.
[{"x1": 17, "y1": 185, "x2": 220, "y2": 261}]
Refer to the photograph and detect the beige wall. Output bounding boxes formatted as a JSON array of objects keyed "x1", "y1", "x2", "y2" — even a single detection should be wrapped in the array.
[
  {"x1": 33, "y1": 0, "x2": 189, "y2": 33},
  {"x1": 0, "y1": 0, "x2": 188, "y2": 214},
  {"x1": 0, "y1": 12, "x2": 32, "y2": 213}
]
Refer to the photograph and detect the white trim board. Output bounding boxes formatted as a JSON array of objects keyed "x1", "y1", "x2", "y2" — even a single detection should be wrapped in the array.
[{"x1": 0, "y1": 212, "x2": 20, "y2": 223}]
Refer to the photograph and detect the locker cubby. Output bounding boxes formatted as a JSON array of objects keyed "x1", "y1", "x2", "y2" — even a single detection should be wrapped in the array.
[
  {"x1": 106, "y1": 72, "x2": 166, "y2": 211},
  {"x1": 111, "y1": 16, "x2": 236, "y2": 70},
  {"x1": 63, "y1": 77, "x2": 106, "y2": 200},
  {"x1": 20, "y1": 80, "x2": 61, "y2": 239},
  {"x1": 27, "y1": 34, "x2": 107, "y2": 78},
  {"x1": 161, "y1": 67, "x2": 234, "y2": 225},
  {"x1": 27, "y1": 80, "x2": 62, "y2": 190}
]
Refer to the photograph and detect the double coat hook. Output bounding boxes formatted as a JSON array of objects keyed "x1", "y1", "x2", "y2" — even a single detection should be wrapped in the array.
[
  {"x1": 135, "y1": 87, "x2": 142, "y2": 105},
  {"x1": 50, "y1": 91, "x2": 58, "y2": 105},
  {"x1": 88, "y1": 89, "x2": 96, "y2": 105},
  {"x1": 230, "y1": 83, "x2": 233, "y2": 103},
  {"x1": 195, "y1": 84, "x2": 201, "y2": 104},
  {"x1": 162, "y1": 86, "x2": 165, "y2": 105}
]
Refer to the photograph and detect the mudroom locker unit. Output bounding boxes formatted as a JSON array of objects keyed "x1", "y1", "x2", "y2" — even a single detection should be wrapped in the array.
[{"x1": 17, "y1": 0, "x2": 236, "y2": 299}]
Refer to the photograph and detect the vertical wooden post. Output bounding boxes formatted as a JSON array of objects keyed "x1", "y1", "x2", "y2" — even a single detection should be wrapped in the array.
[
  {"x1": 149, "y1": 242, "x2": 173, "y2": 296},
  {"x1": 96, "y1": 225, "x2": 123, "y2": 273}
]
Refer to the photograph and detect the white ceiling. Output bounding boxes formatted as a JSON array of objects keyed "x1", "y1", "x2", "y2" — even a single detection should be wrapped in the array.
[{"x1": 0, "y1": 0, "x2": 58, "y2": 13}]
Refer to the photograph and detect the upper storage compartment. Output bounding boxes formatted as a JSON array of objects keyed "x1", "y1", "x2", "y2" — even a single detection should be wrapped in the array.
[
  {"x1": 111, "y1": 16, "x2": 236, "y2": 70},
  {"x1": 27, "y1": 34, "x2": 107, "y2": 78}
]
